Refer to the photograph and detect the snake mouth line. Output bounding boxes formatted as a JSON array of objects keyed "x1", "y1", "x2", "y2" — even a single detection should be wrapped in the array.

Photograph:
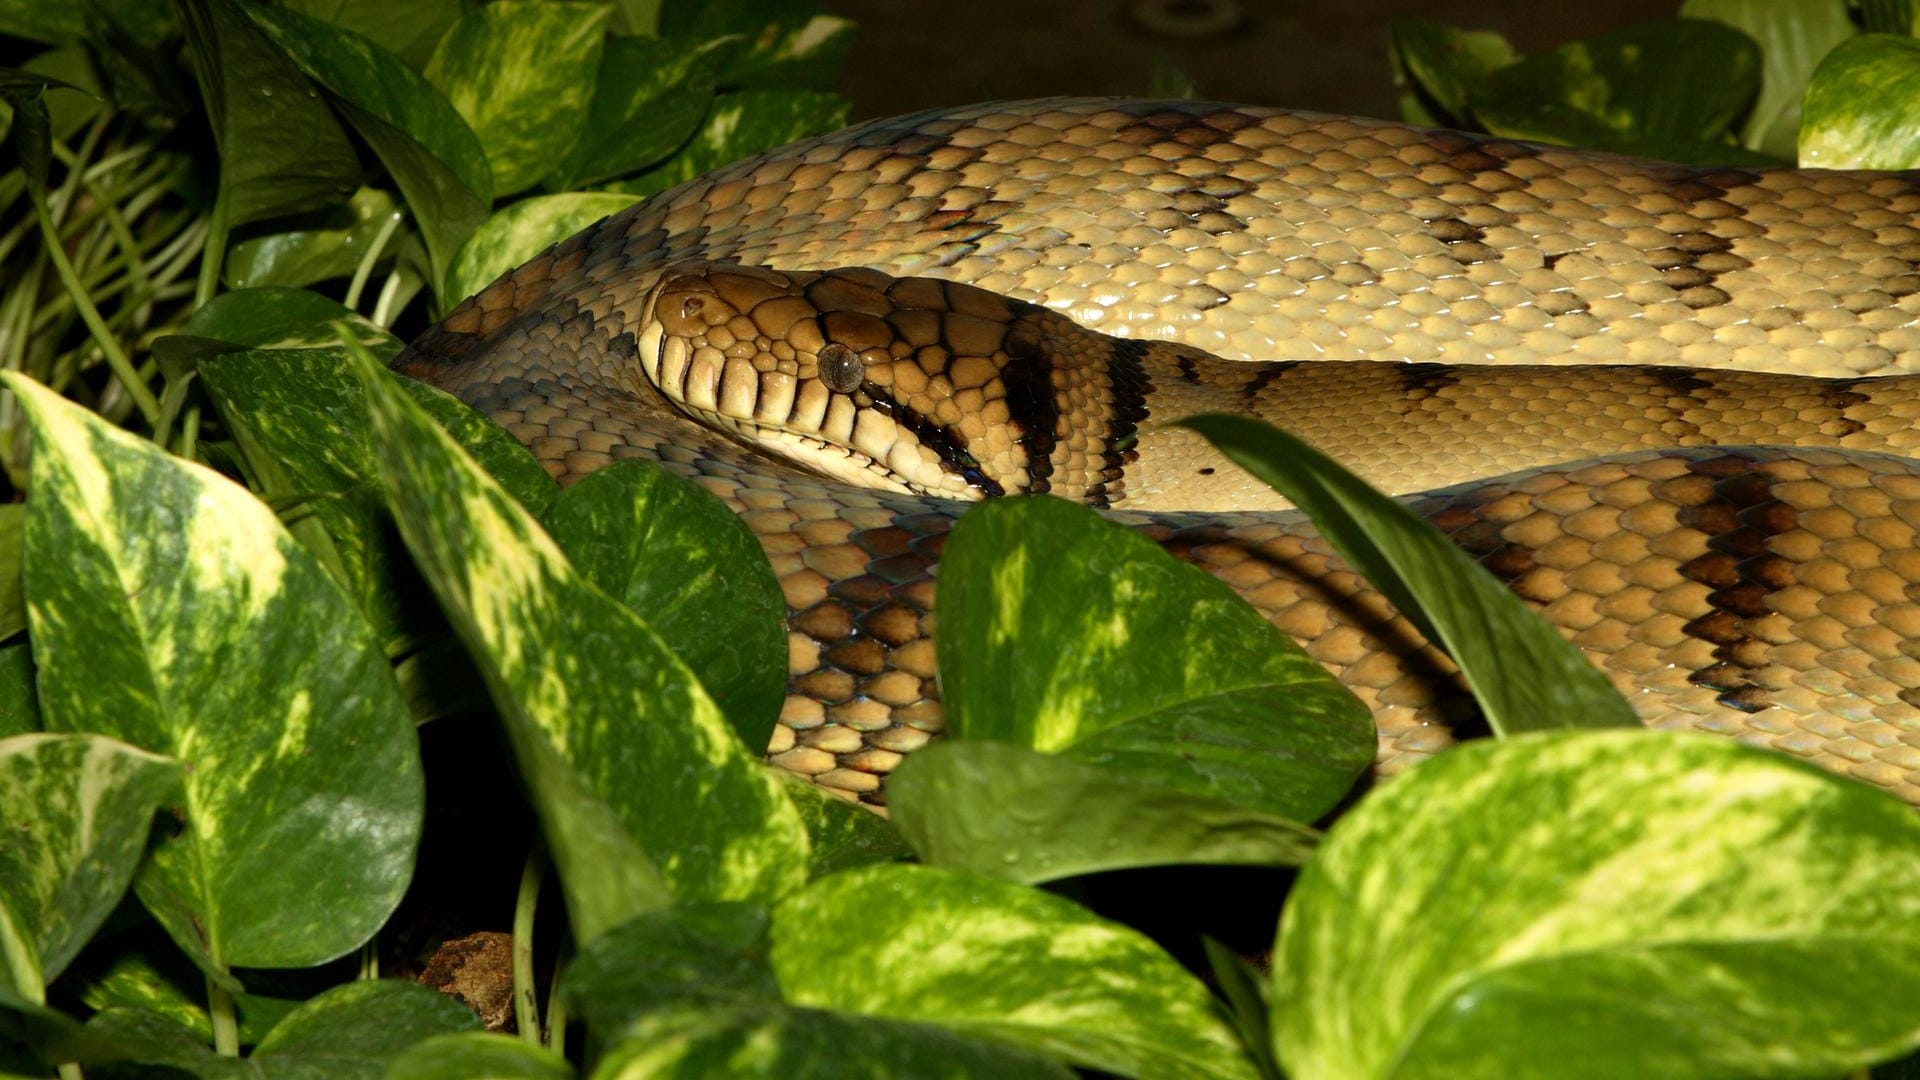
[{"x1": 637, "y1": 287, "x2": 1007, "y2": 500}]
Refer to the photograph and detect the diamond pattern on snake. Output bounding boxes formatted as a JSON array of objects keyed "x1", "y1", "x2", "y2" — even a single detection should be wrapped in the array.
[{"x1": 394, "y1": 98, "x2": 1920, "y2": 806}]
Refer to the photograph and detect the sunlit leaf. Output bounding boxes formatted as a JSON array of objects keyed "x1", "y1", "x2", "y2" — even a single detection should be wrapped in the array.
[
  {"x1": 4, "y1": 373, "x2": 422, "y2": 972},
  {"x1": 198, "y1": 345, "x2": 554, "y2": 648},
  {"x1": 936, "y1": 495, "x2": 1371, "y2": 818},
  {"x1": 1471, "y1": 18, "x2": 1769, "y2": 165},
  {"x1": 543, "y1": 460, "x2": 786, "y2": 750},
  {"x1": 613, "y1": 89, "x2": 847, "y2": 198},
  {"x1": 1183, "y1": 414, "x2": 1639, "y2": 736},
  {"x1": 1801, "y1": 34, "x2": 1920, "y2": 169},
  {"x1": 1274, "y1": 730, "x2": 1920, "y2": 1079},
  {"x1": 0, "y1": 734, "x2": 176, "y2": 998},
  {"x1": 1681, "y1": 0, "x2": 1856, "y2": 158},
  {"x1": 1387, "y1": 18, "x2": 1516, "y2": 128},
  {"x1": 771, "y1": 864, "x2": 1258, "y2": 1079},
  {"x1": 890, "y1": 742, "x2": 1317, "y2": 883},
  {"x1": 547, "y1": 34, "x2": 727, "y2": 190},
  {"x1": 346, "y1": 346, "x2": 809, "y2": 940},
  {"x1": 443, "y1": 193, "x2": 638, "y2": 308},
  {"x1": 424, "y1": 1, "x2": 608, "y2": 197}
]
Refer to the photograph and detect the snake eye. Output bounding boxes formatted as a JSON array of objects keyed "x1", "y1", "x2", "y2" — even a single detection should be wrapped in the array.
[{"x1": 818, "y1": 343, "x2": 865, "y2": 394}]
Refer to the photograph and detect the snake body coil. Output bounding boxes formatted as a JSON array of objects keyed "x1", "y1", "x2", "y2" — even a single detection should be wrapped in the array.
[{"x1": 395, "y1": 99, "x2": 1920, "y2": 806}]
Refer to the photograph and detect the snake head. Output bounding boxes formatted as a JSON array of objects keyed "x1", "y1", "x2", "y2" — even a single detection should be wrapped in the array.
[{"x1": 636, "y1": 260, "x2": 1134, "y2": 500}]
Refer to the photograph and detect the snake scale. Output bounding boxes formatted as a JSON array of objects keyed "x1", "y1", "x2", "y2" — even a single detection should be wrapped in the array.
[{"x1": 394, "y1": 98, "x2": 1920, "y2": 807}]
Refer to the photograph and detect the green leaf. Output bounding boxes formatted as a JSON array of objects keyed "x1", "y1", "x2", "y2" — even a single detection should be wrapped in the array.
[
  {"x1": 345, "y1": 345, "x2": 810, "y2": 938},
  {"x1": 593, "y1": 1004, "x2": 1073, "y2": 1080},
  {"x1": 1387, "y1": 18, "x2": 1517, "y2": 127},
  {"x1": 442, "y1": 193, "x2": 638, "y2": 308},
  {"x1": 0, "y1": 734, "x2": 177, "y2": 998},
  {"x1": 0, "y1": 506, "x2": 23, "y2": 642},
  {"x1": 252, "y1": 980, "x2": 480, "y2": 1075},
  {"x1": 1800, "y1": 34, "x2": 1920, "y2": 169},
  {"x1": 562, "y1": 903, "x2": 778, "y2": 1034},
  {"x1": 385, "y1": 1032, "x2": 574, "y2": 1080},
  {"x1": 1856, "y1": 0, "x2": 1920, "y2": 33},
  {"x1": 0, "y1": 643, "x2": 38, "y2": 738},
  {"x1": 0, "y1": 68, "x2": 64, "y2": 193},
  {"x1": 567, "y1": 904, "x2": 1069, "y2": 1080},
  {"x1": 199, "y1": 346, "x2": 555, "y2": 647},
  {"x1": 0, "y1": 990, "x2": 95, "y2": 1075},
  {"x1": 2, "y1": 373, "x2": 422, "y2": 971},
  {"x1": 1471, "y1": 18, "x2": 1767, "y2": 165},
  {"x1": 547, "y1": 34, "x2": 726, "y2": 190},
  {"x1": 542, "y1": 460, "x2": 786, "y2": 751},
  {"x1": 65, "y1": 942, "x2": 301, "y2": 1045},
  {"x1": 244, "y1": 1, "x2": 494, "y2": 300},
  {"x1": 280, "y1": 0, "x2": 462, "y2": 67},
  {"x1": 0, "y1": 0, "x2": 172, "y2": 47},
  {"x1": 225, "y1": 187, "x2": 404, "y2": 291},
  {"x1": 936, "y1": 495, "x2": 1372, "y2": 818},
  {"x1": 21, "y1": 45, "x2": 103, "y2": 142},
  {"x1": 175, "y1": 0, "x2": 362, "y2": 229},
  {"x1": 889, "y1": 742, "x2": 1317, "y2": 883},
  {"x1": 76, "y1": 1007, "x2": 238, "y2": 1076},
  {"x1": 181, "y1": 288, "x2": 401, "y2": 357},
  {"x1": 1681, "y1": 0, "x2": 1857, "y2": 158},
  {"x1": 1273, "y1": 730, "x2": 1920, "y2": 1080},
  {"x1": 1202, "y1": 938, "x2": 1278, "y2": 1080},
  {"x1": 770, "y1": 863, "x2": 1258, "y2": 1080},
  {"x1": 1182, "y1": 413, "x2": 1639, "y2": 736},
  {"x1": 661, "y1": 0, "x2": 856, "y2": 89},
  {"x1": 779, "y1": 774, "x2": 912, "y2": 878},
  {"x1": 424, "y1": 1, "x2": 609, "y2": 198},
  {"x1": 614, "y1": 89, "x2": 848, "y2": 198}
]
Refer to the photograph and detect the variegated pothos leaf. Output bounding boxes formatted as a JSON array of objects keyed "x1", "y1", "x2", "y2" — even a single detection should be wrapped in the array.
[{"x1": 4, "y1": 373, "x2": 422, "y2": 971}]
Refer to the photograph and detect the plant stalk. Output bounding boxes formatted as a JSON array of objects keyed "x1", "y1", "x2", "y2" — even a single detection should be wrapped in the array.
[
  {"x1": 206, "y1": 974, "x2": 239, "y2": 1056},
  {"x1": 512, "y1": 840, "x2": 549, "y2": 1044},
  {"x1": 32, "y1": 197, "x2": 163, "y2": 426}
]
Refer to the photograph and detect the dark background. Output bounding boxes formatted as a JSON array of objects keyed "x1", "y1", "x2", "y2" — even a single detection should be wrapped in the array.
[{"x1": 818, "y1": 0, "x2": 1679, "y2": 121}]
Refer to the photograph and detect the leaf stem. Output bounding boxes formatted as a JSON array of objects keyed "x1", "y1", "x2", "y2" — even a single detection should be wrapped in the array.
[
  {"x1": 512, "y1": 839, "x2": 549, "y2": 1044},
  {"x1": 32, "y1": 196, "x2": 163, "y2": 426},
  {"x1": 206, "y1": 973, "x2": 239, "y2": 1056},
  {"x1": 543, "y1": 957, "x2": 569, "y2": 1054},
  {"x1": 371, "y1": 270, "x2": 408, "y2": 328},
  {"x1": 195, "y1": 192, "x2": 230, "y2": 310},
  {"x1": 344, "y1": 210, "x2": 405, "y2": 311}
]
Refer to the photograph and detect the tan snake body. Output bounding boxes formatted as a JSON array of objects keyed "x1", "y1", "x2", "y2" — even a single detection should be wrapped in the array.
[{"x1": 394, "y1": 98, "x2": 1920, "y2": 806}]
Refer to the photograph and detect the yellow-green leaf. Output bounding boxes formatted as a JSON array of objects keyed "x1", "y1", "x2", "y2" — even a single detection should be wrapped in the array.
[
  {"x1": 3, "y1": 373, "x2": 422, "y2": 972},
  {"x1": 343, "y1": 346, "x2": 810, "y2": 940},
  {"x1": 1274, "y1": 730, "x2": 1920, "y2": 1079}
]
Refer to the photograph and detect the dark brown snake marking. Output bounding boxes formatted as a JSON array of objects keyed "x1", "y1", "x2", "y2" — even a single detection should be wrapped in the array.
[{"x1": 395, "y1": 99, "x2": 1920, "y2": 807}]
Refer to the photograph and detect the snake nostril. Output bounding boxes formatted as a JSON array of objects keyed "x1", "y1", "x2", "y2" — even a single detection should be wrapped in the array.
[
  {"x1": 818, "y1": 343, "x2": 866, "y2": 394},
  {"x1": 680, "y1": 296, "x2": 705, "y2": 320}
]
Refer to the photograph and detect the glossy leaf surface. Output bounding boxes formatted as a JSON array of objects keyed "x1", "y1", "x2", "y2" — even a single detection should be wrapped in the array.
[
  {"x1": 1274, "y1": 731, "x2": 1920, "y2": 1079},
  {"x1": 0, "y1": 734, "x2": 176, "y2": 997},
  {"x1": 348, "y1": 347, "x2": 809, "y2": 939},
  {"x1": 771, "y1": 864, "x2": 1257, "y2": 1080},
  {"x1": 5, "y1": 373, "x2": 422, "y2": 971},
  {"x1": 1183, "y1": 413, "x2": 1638, "y2": 736},
  {"x1": 543, "y1": 460, "x2": 786, "y2": 750}
]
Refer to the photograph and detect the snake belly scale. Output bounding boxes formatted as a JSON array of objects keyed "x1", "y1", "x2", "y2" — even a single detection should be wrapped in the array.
[{"x1": 395, "y1": 98, "x2": 1920, "y2": 806}]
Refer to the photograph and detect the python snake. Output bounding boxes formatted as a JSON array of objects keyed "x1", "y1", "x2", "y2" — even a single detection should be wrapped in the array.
[{"x1": 394, "y1": 99, "x2": 1920, "y2": 807}]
